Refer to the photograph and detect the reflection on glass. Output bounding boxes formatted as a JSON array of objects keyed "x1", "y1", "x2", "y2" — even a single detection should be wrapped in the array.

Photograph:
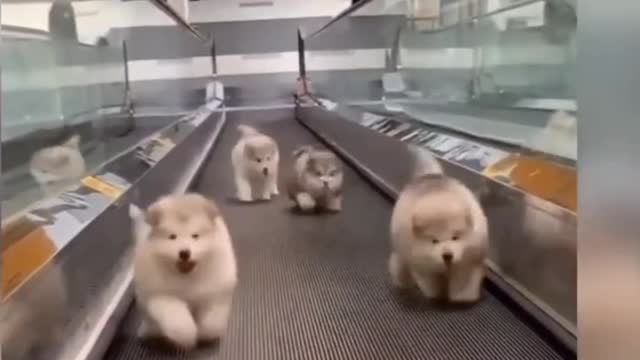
[
  {"x1": 0, "y1": 262, "x2": 68, "y2": 359},
  {"x1": 1, "y1": 37, "x2": 129, "y2": 218},
  {"x1": 398, "y1": 0, "x2": 577, "y2": 160},
  {"x1": 471, "y1": 0, "x2": 577, "y2": 104}
]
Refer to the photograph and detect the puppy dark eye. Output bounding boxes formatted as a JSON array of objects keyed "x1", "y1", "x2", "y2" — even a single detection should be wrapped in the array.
[
  {"x1": 431, "y1": 239, "x2": 439, "y2": 244},
  {"x1": 256, "y1": 158, "x2": 262, "y2": 163},
  {"x1": 452, "y1": 234, "x2": 461, "y2": 241},
  {"x1": 192, "y1": 233, "x2": 199, "y2": 240},
  {"x1": 169, "y1": 234, "x2": 177, "y2": 240}
]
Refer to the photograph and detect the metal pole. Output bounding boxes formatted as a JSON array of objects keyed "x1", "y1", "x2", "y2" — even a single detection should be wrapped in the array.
[
  {"x1": 123, "y1": 40, "x2": 130, "y2": 93},
  {"x1": 297, "y1": 28, "x2": 307, "y2": 94},
  {"x1": 210, "y1": 39, "x2": 217, "y2": 76}
]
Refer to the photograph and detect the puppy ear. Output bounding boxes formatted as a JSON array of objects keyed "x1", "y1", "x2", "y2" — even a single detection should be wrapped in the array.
[
  {"x1": 144, "y1": 203, "x2": 162, "y2": 227},
  {"x1": 62, "y1": 134, "x2": 81, "y2": 149},
  {"x1": 129, "y1": 204, "x2": 143, "y2": 220},
  {"x1": 306, "y1": 156, "x2": 318, "y2": 171},
  {"x1": 201, "y1": 197, "x2": 220, "y2": 222},
  {"x1": 293, "y1": 145, "x2": 313, "y2": 158},
  {"x1": 411, "y1": 214, "x2": 427, "y2": 238},
  {"x1": 465, "y1": 212, "x2": 473, "y2": 228},
  {"x1": 243, "y1": 144, "x2": 254, "y2": 158}
]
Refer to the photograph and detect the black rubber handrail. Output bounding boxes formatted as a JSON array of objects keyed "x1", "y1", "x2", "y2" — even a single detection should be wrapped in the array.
[
  {"x1": 148, "y1": 0, "x2": 209, "y2": 42},
  {"x1": 304, "y1": 0, "x2": 375, "y2": 40}
]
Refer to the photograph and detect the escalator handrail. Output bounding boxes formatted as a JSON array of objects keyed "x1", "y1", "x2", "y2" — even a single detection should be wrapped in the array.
[{"x1": 304, "y1": 0, "x2": 375, "y2": 40}]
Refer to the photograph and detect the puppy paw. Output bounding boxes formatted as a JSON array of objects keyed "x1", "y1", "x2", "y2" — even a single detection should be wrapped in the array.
[
  {"x1": 448, "y1": 292, "x2": 481, "y2": 304},
  {"x1": 326, "y1": 196, "x2": 342, "y2": 212},
  {"x1": 137, "y1": 320, "x2": 159, "y2": 339},
  {"x1": 235, "y1": 176, "x2": 253, "y2": 202},
  {"x1": 164, "y1": 319, "x2": 198, "y2": 350},
  {"x1": 388, "y1": 253, "x2": 412, "y2": 289},
  {"x1": 413, "y1": 272, "x2": 445, "y2": 300},
  {"x1": 295, "y1": 193, "x2": 316, "y2": 211},
  {"x1": 197, "y1": 300, "x2": 233, "y2": 342},
  {"x1": 237, "y1": 192, "x2": 253, "y2": 202},
  {"x1": 448, "y1": 265, "x2": 484, "y2": 304},
  {"x1": 272, "y1": 187, "x2": 280, "y2": 196},
  {"x1": 146, "y1": 296, "x2": 198, "y2": 350},
  {"x1": 260, "y1": 191, "x2": 272, "y2": 201}
]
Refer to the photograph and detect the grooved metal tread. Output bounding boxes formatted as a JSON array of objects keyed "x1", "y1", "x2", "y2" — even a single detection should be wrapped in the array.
[{"x1": 103, "y1": 109, "x2": 567, "y2": 360}]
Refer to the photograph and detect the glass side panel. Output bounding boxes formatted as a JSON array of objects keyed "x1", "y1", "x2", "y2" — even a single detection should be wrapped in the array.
[
  {"x1": 1, "y1": 0, "x2": 207, "y2": 357},
  {"x1": 301, "y1": 0, "x2": 408, "y2": 103},
  {"x1": 397, "y1": 0, "x2": 577, "y2": 160},
  {"x1": 1, "y1": 36, "x2": 127, "y2": 218},
  {"x1": 472, "y1": 0, "x2": 577, "y2": 104},
  {"x1": 302, "y1": 0, "x2": 577, "y2": 161}
]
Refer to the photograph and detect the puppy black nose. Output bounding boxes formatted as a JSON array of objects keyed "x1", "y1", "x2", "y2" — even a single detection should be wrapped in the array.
[
  {"x1": 179, "y1": 250, "x2": 190, "y2": 261},
  {"x1": 263, "y1": 167, "x2": 269, "y2": 176},
  {"x1": 322, "y1": 180, "x2": 329, "y2": 187},
  {"x1": 442, "y1": 252, "x2": 453, "y2": 263}
]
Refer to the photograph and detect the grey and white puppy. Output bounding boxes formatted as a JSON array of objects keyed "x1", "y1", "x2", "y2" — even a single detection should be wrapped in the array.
[
  {"x1": 389, "y1": 146, "x2": 489, "y2": 303},
  {"x1": 287, "y1": 146, "x2": 343, "y2": 212},
  {"x1": 231, "y1": 125, "x2": 280, "y2": 202},
  {"x1": 30, "y1": 134, "x2": 86, "y2": 195}
]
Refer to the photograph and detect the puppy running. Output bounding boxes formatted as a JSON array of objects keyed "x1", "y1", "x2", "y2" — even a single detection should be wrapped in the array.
[
  {"x1": 389, "y1": 146, "x2": 489, "y2": 303},
  {"x1": 132, "y1": 193, "x2": 237, "y2": 349},
  {"x1": 286, "y1": 146, "x2": 343, "y2": 212},
  {"x1": 231, "y1": 125, "x2": 279, "y2": 202}
]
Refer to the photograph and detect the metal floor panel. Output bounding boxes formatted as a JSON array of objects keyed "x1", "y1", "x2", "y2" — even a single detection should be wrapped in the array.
[{"x1": 103, "y1": 109, "x2": 567, "y2": 360}]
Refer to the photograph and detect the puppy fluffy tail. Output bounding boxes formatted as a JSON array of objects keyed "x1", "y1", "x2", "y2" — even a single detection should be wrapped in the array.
[
  {"x1": 129, "y1": 204, "x2": 150, "y2": 243},
  {"x1": 237, "y1": 125, "x2": 261, "y2": 137},
  {"x1": 546, "y1": 110, "x2": 577, "y2": 132},
  {"x1": 409, "y1": 144, "x2": 443, "y2": 179}
]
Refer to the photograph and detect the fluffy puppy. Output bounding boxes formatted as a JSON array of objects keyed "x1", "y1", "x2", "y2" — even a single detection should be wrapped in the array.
[
  {"x1": 231, "y1": 125, "x2": 280, "y2": 202},
  {"x1": 286, "y1": 146, "x2": 343, "y2": 212},
  {"x1": 389, "y1": 147, "x2": 489, "y2": 303},
  {"x1": 30, "y1": 134, "x2": 86, "y2": 195},
  {"x1": 132, "y1": 193, "x2": 237, "y2": 350}
]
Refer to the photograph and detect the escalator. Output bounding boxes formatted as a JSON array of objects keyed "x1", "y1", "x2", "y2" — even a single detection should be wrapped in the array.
[{"x1": 103, "y1": 108, "x2": 572, "y2": 360}]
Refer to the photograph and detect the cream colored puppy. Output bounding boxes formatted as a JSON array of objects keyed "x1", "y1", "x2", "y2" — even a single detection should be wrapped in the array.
[
  {"x1": 231, "y1": 125, "x2": 280, "y2": 202},
  {"x1": 389, "y1": 147, "x2": 489, "y2": 303},
  {"x1": 132, "y1": 193, "x2": 237, "y2": 349}
]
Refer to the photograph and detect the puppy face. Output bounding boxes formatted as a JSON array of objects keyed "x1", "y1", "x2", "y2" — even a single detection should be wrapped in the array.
[
  {"x1": 243, "y1": 137, "x2": 278, "y2": 177},
  {"x1": 407, "y1": 191, "x2": 473, "y2": 271},
  {"x1": 301, "y1": 151, "x2": 343, "y2": 194},
  {"x1": 144, "y1": 194, "x2": 220, "y2": 274}
]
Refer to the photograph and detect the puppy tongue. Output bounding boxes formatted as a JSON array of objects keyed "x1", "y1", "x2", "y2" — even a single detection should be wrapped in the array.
[{"x1": 176, "y1": 261, "x2": 196, "y2": 274}]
